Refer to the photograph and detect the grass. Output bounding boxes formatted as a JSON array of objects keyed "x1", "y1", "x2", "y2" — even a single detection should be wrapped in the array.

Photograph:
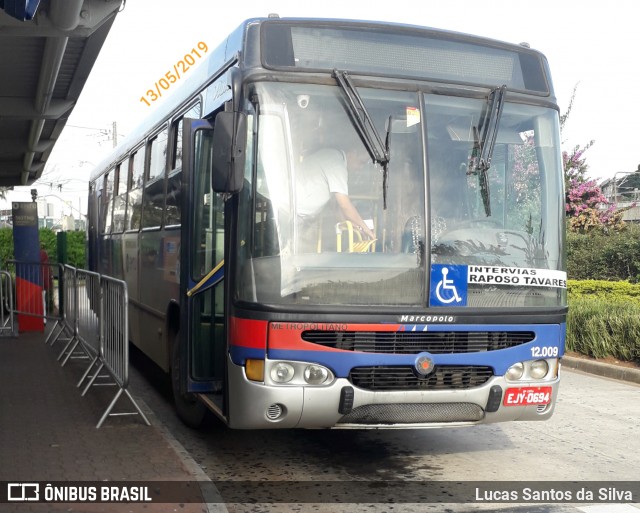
[{"x1": 567, "y1": 294, "x2": 640, "y2": 363}]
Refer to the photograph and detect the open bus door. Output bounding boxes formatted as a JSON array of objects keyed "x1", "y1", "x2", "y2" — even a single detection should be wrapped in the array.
[{"x1": 174, "y1": 118, "x2": 227, "y2": 426}]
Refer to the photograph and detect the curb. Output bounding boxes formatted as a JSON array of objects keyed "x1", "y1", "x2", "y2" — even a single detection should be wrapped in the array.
[
  {"x1": 137, "y1": 399, "x2": 229, "y2": 513},
  {"x1": 562, "y1": 356, "x2": 640, "y2": 385}
]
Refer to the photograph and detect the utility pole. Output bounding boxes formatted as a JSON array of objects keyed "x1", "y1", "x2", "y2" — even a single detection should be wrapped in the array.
[{"x1": 112, "y1": 121, "x2": 118, "y2": 148}]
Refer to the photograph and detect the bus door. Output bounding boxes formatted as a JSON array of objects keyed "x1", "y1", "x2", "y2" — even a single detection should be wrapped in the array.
[{"x1": 179, "y1": 119, "x2": 226, "y2": 399}]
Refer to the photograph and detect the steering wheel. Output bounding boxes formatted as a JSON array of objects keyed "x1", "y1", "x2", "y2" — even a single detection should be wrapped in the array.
[{"x1": 401, "y1": 216, "x2": 423, "y2": 253}]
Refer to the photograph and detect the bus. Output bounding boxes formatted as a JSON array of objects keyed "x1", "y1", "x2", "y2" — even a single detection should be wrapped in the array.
[{"x1": 88, "y1": 16, "x2": 567, "y2": 429}]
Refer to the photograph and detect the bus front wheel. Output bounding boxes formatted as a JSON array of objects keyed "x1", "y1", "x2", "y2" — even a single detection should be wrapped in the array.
[{"x1": 171, "y1": 332, "x2": 207, "y2": 428}]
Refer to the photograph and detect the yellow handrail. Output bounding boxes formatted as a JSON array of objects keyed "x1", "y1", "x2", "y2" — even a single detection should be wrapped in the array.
[
  {"x1": 186, "y1": 259, "x2": 224, "y2": 297},
  {"x1": 336, "y1": 221, "x2": 376, "y2": 253}
]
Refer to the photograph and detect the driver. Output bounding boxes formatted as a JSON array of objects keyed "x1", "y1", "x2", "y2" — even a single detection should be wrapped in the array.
[{"x1": 296, "y1": 146, "x2": 375, "y2": 240}]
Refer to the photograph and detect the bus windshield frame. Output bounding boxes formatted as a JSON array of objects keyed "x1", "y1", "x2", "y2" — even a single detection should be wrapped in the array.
[{"x1": 235, "y1": 80, "x2": 565, "y2": 309}]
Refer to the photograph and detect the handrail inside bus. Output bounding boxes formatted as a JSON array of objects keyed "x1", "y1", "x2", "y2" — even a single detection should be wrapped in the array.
[{"x1": 186, "y1": 260, "x2": 225, "y2": 297}]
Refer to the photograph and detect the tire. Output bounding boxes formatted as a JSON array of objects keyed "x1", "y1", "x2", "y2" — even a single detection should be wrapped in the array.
[{"x1": 171, "y1": 332, "x2": 207, "y2": 428}]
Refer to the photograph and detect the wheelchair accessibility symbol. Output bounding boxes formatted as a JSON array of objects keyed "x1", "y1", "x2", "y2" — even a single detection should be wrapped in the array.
[{"x1": 430, "y1": 265, "x2": 467, "y2": 306}]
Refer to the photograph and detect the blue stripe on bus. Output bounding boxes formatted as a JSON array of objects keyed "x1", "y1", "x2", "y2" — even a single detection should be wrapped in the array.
[
  {"x1": 229, "y1": 323, "x2": 565, "y2": 378},
  {"x1": 229, "y1": 345, "x2": 266, "y2": 364}
]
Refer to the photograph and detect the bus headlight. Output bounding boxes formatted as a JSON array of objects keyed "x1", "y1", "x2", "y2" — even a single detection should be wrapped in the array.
[
  {"x1": 264, "y1": 360, "x2": 335, "y2": 386},
  {"x1": 304, "y1": 365, "x2": 329, "y2": 385},
  {"x1": 506, "y1": 362, "x2": 524, "y2": 381},
  {"x1": 530, "y1": 359, "x2": 549, "y2": 379},
  {"x1": 505, "y1": 359, "x2": 556, "y2": 382},
  {"x1": 271, "y1": 362, "x2": 295, "y2": 383}
]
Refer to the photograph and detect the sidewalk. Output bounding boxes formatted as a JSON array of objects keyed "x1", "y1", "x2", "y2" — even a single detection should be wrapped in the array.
[{"x1": 0, "y1": 327, "x2": 214, "y2": 513}]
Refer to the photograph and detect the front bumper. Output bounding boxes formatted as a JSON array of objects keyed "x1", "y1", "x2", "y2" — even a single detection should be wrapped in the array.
[{"x1": 224, "y1": 356, "x2": 561, "y2": 429}]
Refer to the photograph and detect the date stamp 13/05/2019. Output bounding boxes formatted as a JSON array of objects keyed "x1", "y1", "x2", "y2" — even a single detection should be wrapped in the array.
[{"x1": 139, "y1": 42, "x2": 208, "y2": 107}]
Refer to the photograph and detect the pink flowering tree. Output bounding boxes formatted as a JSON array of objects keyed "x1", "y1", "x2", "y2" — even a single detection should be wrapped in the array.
[
  {"x1": 565, "y1": 179, "x2": 623, "y2": 233},
  {"x1": 563, "y1": 143, "x2": 593, "y2": 191}
]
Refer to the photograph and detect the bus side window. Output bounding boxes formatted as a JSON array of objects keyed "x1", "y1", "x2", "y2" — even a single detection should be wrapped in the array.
[
  {"x1": 173, "y1": 118, "x2": 184, "y2": 171},
  {"x1": 103, "y1": 169, "x2": 115, "y2": 234},
  {"x1": 112, "y1": 158, "x2": 129, "y2": 233},
  {"x1": 142, "y1": 126, "x2": 168, "y2": 228},
  {"x1": 165, "y1": 172, "x2": 180, "y2": 226},
  {"x1": 166, "y1": 104, "x2": 201, "y2": 227},
  {"x1": 166, "y1": 119, "x2": 184, "y2": 227},
  {"x1": 192, "y1": 126, "x2": 218, "y2": 278},
  {"x1": 97, "y1": 174, "x2": 106, "y2": 234},
  {"x1": 126, "y1": 147, "x2": 145, "y2": 231}
]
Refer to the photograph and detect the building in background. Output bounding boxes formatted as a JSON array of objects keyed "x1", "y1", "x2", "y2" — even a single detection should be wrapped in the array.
[
  {"x1": 0, "y1": 198, "x2": 85, "y2": 231},
  {"x1": 601, "y1": 165, "x2": 640, "y2": 223}
]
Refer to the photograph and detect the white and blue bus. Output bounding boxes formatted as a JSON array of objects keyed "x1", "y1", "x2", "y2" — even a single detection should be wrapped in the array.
[{"x1": 88, "y1": 17, "x2": 567, "y2": 429}]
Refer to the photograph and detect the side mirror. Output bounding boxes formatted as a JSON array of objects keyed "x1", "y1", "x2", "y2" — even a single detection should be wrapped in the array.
[{"x1": 211, "y1": 111, "x2": 247, "y2": 193}]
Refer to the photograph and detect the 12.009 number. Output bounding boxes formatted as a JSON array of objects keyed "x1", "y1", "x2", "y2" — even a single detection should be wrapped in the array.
[{"x1": 531, "y1": 346, "x2": 559, "y2": 358}]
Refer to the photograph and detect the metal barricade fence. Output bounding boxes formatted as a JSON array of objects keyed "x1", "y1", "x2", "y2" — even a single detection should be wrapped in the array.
[
  {"x1": 100, "y1": 275, "x2": 128, "y2": 389},
  {"x1": 93, "y1": 275, "x2": 149, "y2": 428},
  {"x1": 6, "y1": 260, "x2": 149, "y2": 428},
  {"x1": 0, "y1": 270, "x2": 15, "y2": 336},
  {"x1": 74, "y1": 269, "x2": 102, "y2": 391},
  {"x1": 77, "y1": 273, "x2": 149, "y2": 428},
  {"x1": 53, "y1": 265, "x2": 84, "y2": 364},
  {"x1": 77, "y1": 270, "x2": 100, "y2": 354}
]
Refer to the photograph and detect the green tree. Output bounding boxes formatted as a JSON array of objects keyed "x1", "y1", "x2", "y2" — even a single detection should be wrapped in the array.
[
  {"x1": 0, "y1": 227, "x2": 85, "y2": 268},
  {"x1": 0, "y1": 228, "x2": 13, "y2": 266},
  {"x1": 568, "y1": 225, "x2": 640, "y2": 281},
  {"x1": 67, "y1": 230, "x2": 86, "y2": 268},
  {"x1": 39, "y1": 228, "x2": 57, "y2": 258}
]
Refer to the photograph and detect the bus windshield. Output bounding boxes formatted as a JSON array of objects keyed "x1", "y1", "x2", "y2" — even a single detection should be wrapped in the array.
[{"x1": 236, "y1": 82, "x2": 564, "y2": 308}]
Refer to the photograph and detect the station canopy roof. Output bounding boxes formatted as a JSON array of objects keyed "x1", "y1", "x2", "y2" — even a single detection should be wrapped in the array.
[{"x1": 0, "y1": 0, "x2": 122, "y2": 186}]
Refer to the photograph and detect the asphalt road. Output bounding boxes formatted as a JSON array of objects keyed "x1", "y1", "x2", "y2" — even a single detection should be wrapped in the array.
[{"x1": 129, "y1": 357, "x2": 640, "y2": 513}]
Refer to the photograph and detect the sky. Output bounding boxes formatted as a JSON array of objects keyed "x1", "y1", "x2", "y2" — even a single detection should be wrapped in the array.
[{"x1": 7, "y1": 0, "x2": 640, "y2": 217}]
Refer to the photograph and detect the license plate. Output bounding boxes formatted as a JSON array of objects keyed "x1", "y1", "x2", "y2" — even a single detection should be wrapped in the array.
[{"x1": 503, "y1": 386, "x2": 552, "y2": 406}]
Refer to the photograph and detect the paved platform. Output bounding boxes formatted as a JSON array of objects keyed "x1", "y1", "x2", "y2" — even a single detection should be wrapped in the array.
[
  {"x1": 1, "y1": 324, "x2": 638, "y2": 513},
  {"x1": 0, "y1": 326, "x2": 214, "y2": 513}
]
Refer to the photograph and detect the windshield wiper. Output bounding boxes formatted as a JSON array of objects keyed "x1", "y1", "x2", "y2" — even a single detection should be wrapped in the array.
[
  {"x1": 333, "y1": 69, "x2": 391, "y2": 208},
  {"x1": 468, "y1": 84, "x2": 506, "y2": 217}
]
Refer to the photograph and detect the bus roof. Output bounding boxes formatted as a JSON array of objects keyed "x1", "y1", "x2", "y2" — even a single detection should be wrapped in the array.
[{"x1": 90, "y1": 16, "x2": 553, "y2": 183}]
